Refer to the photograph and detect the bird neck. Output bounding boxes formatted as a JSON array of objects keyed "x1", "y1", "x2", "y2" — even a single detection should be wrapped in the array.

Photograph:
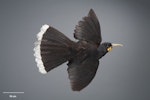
[{"x1": 97, "y1": 45, "x2": 108, "y2": 59}]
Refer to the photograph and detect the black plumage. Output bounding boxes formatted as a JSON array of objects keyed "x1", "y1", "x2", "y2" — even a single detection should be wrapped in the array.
[{"x1": 34, "y1": 9, "x2": 123, "y2": 91}]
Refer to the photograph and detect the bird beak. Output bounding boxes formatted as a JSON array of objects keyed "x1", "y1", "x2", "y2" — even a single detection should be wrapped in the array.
[{"x1": 112, "y1": 43, "x2": 123, "y2": 47}]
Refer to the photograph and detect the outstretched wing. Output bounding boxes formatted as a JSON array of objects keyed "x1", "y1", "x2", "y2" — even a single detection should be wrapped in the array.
[
  {"x1": 67, "y1": 55, "x2": 99, "y2": 91},
  {"x1": 74, "y1": 9, "x2": 101, "y2": 45}
]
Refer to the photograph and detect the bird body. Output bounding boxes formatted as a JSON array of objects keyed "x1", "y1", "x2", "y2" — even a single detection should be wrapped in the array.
[{"x1": 34, "y1": 9, "x2": 122, "y2": 91}]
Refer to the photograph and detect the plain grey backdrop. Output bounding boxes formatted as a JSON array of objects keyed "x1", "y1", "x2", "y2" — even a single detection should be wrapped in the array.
[{"x1": 0, "y1": 0, "x2": 150, "y2": 100}]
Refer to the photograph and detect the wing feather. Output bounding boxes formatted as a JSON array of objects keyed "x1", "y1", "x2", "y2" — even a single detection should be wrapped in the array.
[
  {"x1": 74, "y1": 9, "x2": 101, "y2": 45},
  {"x1": 67, "y1": 46, "x2": 99, "y2": 91}
]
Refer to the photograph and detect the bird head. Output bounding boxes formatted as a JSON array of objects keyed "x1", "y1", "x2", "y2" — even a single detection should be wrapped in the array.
[
  {"x1": 98, "y1": 42, "x2": 123, "y2": 59},
  {"x1": 101, "y1": 42, "x2": 123, "y2": 52}
]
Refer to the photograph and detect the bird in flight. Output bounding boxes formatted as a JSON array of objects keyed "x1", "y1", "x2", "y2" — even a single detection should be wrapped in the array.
[{"x1": 34, "y1": 9, "x2": 123, "y2": 91}]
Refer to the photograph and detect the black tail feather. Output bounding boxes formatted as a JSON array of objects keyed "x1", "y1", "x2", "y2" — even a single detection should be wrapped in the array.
[{"x1": 34, "y1": 25, "x2": 75, "y2": 73}]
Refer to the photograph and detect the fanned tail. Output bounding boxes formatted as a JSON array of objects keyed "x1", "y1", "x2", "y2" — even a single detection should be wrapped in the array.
[{"x1": 34, "y1": 25, "x2": 75, "y2": 74}]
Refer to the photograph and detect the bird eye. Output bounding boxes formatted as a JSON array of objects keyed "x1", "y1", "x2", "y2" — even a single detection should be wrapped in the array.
[{"x1": 107, "y1": 46, "x2": 112, "y2": 51}]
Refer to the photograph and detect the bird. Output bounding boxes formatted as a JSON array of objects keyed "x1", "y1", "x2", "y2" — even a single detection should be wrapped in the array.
[{"x1": 34, "y1": 9, "x2": 123, "y2": 91}]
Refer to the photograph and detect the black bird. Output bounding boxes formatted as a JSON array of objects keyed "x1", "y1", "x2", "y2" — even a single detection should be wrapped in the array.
[{"x1": 34, "y1": 9, "x2": 123, "y2": 91}]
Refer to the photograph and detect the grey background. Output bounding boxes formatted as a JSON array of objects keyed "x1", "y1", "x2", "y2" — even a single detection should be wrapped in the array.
[{"x1": 0, "y1": 0, "x2": 150, "y2": 100}]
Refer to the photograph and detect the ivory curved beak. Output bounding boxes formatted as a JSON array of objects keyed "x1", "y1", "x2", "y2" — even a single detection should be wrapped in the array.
[{"x1": 112, "y1": 43, "x2": 123, "y2": 47}]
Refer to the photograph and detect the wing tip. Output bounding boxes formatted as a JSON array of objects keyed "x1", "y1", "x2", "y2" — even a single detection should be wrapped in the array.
[
  {"x1": 88, "y1": 8, "x2": 95, "y2": 16},
  {"x1": 89, "y1": 8, "x2": 94, "y2": 12},
  {"x1": 70, "y1": 84, "x2": 83, "y2": 91},
  {"x1": 69, "y1": 80, "x2": 86, "y2": 91}
]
